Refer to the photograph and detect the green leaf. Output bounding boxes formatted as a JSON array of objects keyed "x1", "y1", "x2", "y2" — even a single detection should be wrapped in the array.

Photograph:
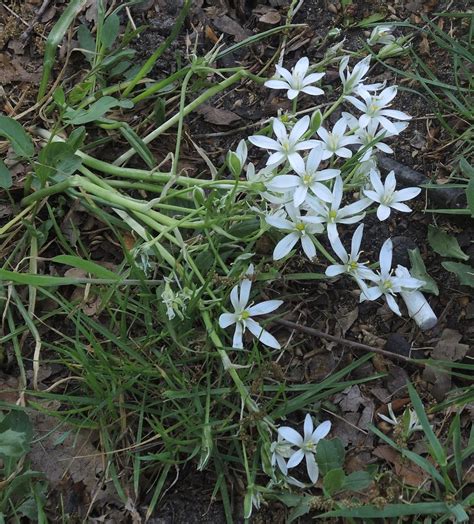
[
  {"x1": 67, "y1": 126, "x2": 86, "y2": 152},
  {"x1": 357, "y1": 13, "x2": 386, "y2": 27},
  {"x1": 51, "y1": 255, "x2": 120, "y2": 279},
  {"x1": 64, "y1": 96, "x2": 134, "y2": 125},
  {"x1": 0, "y1": 159, "x2": 12, "y2": 189},
  {"x1": 323, "y1": 468, "x2": 346, "y2": 495},
  {"x1": 101, "y1": 13, "x2": 120, "y2": 49},
  {"x1": 427, "y1": 225, "x2": 469, "y2": 260},
  {"x1": 316, "y1": 438, "x2": 345, "y2": 476},
  {"x1": 0, "y1": 410, "x2": 32, "y2": 458},
  {"x1": 462, "y1": 157, "x2": 474, "y2": 218},
  {"x1": 343, "y1": 470, "x2": 373, "y2": 492},
  {"x1": 310, "y1": 109, "x2": 322, "y2": 133},
  {"x1": 77, "y1": 24, "x2": 95, "y2": 63},
  {"x1": 442, "y1": 262, "x2": 474, "y2": 288},
  {"x1": 36, "y1": 142, "x2": 82, "y2": 184},
  {"x1": 119, "y1": 124, "x2": 155, "y2": 169},
  {"x1": 408, "y1": 248, "x2": 439, "y2": 295},
  {"x1": 318, "y1": 502, "x2": 456, "y2": 519},
  {"x1": 0, "y1": 116, "x2": 34, "y2": 158}
]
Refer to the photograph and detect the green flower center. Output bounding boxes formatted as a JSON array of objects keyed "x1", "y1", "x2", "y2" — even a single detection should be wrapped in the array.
[
  {"x1": 240, "y1": 310, "x2": 250, "y2": 320},
  {"x1": 303, "y1": 174, "x2": 313, "y2": 186},
  {"x1": 348, "y1": 260, "x2": 358, "y2": 271},
  {"x1": 329, "y1": 210, "x2": 338, "y2": 221},
  {"x1": 295, "y1": 222, "x2": 306, "y2": 232}
]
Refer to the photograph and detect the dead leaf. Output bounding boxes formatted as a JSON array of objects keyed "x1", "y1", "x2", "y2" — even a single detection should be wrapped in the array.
[
  {"x1": 254, "y1": 7, "x2": 281, "y2": 24},
  {"x1": 205, "y1": 25, "x2": 219, "y2": 43},
  {"x1": 212, "y1": 15, "x2": 252, "y2": 42},
  {"x1": 374, "y1": 445, "x2": 429, "y2": 486},
  {"x1": 196, "y1": 104, "x2": 241, "y2": 126},
  {"x1": 432, "y1": 329, "x2": 469, "y2": 362},
  {"x1": 334, "y1": 306, "x2": 358, "y2": 338},
  {"x1": 419, "y1": 35, "x2": 430, "y2": 56}
]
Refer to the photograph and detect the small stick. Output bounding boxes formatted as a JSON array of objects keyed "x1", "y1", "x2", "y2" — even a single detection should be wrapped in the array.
[
  {"x1": 21, "y1": 0, "x2": 52, "y2": 42},
  {"x1": 276, "y1": 318, "x2": 425, "y2": 366}
]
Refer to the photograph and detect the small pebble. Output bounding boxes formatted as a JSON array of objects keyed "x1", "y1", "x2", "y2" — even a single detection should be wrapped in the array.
[{"x1": 384, "y1": 333, "x2": 411, "y2": 357}]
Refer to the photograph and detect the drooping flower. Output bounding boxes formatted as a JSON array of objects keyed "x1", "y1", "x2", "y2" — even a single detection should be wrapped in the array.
[
  {"x1": 248, "y1": 116, "x2": 318, "y2": 171},
  {"x1": 378, "y1": 403, "x2": 424, "y2": 436},
  {"x1": 363, "y1": 170, "x2": 421, "y2": 221},
  {"x1": 278, "y1": 414, "x2": 331, "y2": 484},
  {"x1": 325, "y1": 224, "x2": 375, "y2": 285},
  {"x1": 316, "y1": 117, "x2": 361, "y2": 160},
  {"x1": 265, "y1": 204, "x2": 324, "y2": 260},
  {"x1": 227, "y1": 139, "x2": 248, "y2": 177},
  {"x1": 360, "y1": 239, "x2": 424, "y2": 316},
  {"x1": 270, "y1": 434, "x2": 294, "y2": 476},
  {"x1": 265, "y1": 147, "x2": 339, "y2": 207},
  {"x1": 306, "y1": 176, "x2": 371, "y2": 243},
  {"x1": 395, "y1": 266, "x2": 437, "y2": 330},
  {"x1": 345, "y1": 86, "x2": 411, "y2": 134},
  {"x1": 219, "y1": 266, "x2": 283, "y2": 349},
  {"x1": 265, "y1": 57, "x2": 325, "y2": 100},
  {"x1": 339, "y1": 55, "x2": 371, "y2": 95},
  {"x1": 367, "y1": 26, "x2": 396, "y2": 46}
]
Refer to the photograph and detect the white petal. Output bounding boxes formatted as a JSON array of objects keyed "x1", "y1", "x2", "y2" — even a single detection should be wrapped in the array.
[
  {"x1": 230, "y1": 285, "x2": 240, "y2": 311},
  {"x1": 289, "y1": 115, "x2": 310, "y2": 143},
  {"x1": 239, "y1": 278, "x2": 252, "y2": 309},
  {"x1": 328, "y1": 230, "x2": 348, "y2": 263},
  {"x1": 301, "y1": 86, "x2": 324, "y2": 96},
  {"x1": 295, "y1": 139, "x2": 319, "y2": 150},
  {"x1": 379, "y1": 238, "x2": 393, "y2": 275},
  {"x1": 364, "y1": 189, "x2": 381, "y2": 203},
  {"x1": 333, "y1": 118, "x2": 347, "y2": 137},
  {"x1": 266, "y1": 215, "x2": 293, "y2": 230},
  {"x1": 232, "y1": 322, "x2": 244, "y2": 349},
  {"x1": 380, "y1": 109, "x2": 411, "y2": 120},
  {"x1": 335, "y1": 147, "x2": 352, "y2": 158},
  {"x1": 361, "y1": 286, "x2": 383, "y2": 301},
  {"x1": 385, "y1": 293, "x2": 402, "y2": 316},
  {"x1": 316, "y1": 168, "x2": 340, "y2": 181},
  {"x1": 377, "y1": 204, "x2": 392, "y2": 221},
  {"x1": 390, "y1": 202, "x2": 412, "y2": 213},
  {"x1": 312, "y1": 420, "x2": 331, "y2": 441},
  {"x1": 325, "y1": 264, "x2": 346, "y2": 277},
  {"x1": 351, "y1": 224, "x2": 364, "y2": 258},
  {"x1": 369, "y1": 169, "x2": 384, "y2": 195},
  {"x1": 249, "y1": 135, "x2": 280, "y2": 150},
  {"x1": 219, "y1": 313, "x2": 236, "y2": 328},
  {"x1": 265, "y1": 79, "x2": 291, "y2": 90},
  {"x1": 288, "y1": 153, "x2": 305, "y2": 173},
  {"x1": 267, "y1": 151, "x2": 286, "y2": 165},
  {"x1": 294, "y1": 185, "x2": 308, "y2": 207},
  {"x1": 305, "y1": 452, "x2": 319, "y2": 484},
  {"x1": 301, "y1": 235, "x2": 316, "y2": 260},
  {"x1": 378, "y1": 116, "x2": 399, "y2": 135},
  {"x1": 293, "y1": 56, "x2": 309, "y2": 77},
  {"x1": 394, "y1": 187, "x2": 421, "y2": 201},
  {"x1": 273, "y1": 232, "x2": 299, "y2": 260},
  {"x1": 275, "y1": 64, "x2": 293, "y2": 84},
  {"x1": 316, "y1": 126, "x2": 330, "y2": 142},
  {"x1": 287, "y1": 89, "x2": 299, "y2": 100},
  {"x1": 311, "y1": 183, "x2": 333, "y2": 203},
  {"x1": 273, "y1": 118, "x2": 288, "y2": 143},
  {"x1": 304, "y1": 414, "x2": 314, "y2": 441},
  {"x1": 385, "y1": 171, "x2": 397, "y2": 193},
  {"x1": 287, "y1": 449, "x2": 305, "y2": 469},
  {"x1": 247, "y1": 300, "x2": 283, "y2": 316},
  {"x1": 278, "y1": 427, "x2": 303, "y2": 446},
  {"x1": 247, "y1": 319, "x2": 280, "y2": 349},
  {"x1": 276, "y1": 454, "x2": 288, "y2": 475},
  {"x1": 267, "y1": 175, "x2": 300, "y2": 190},
  {"x1": 303, "y1": 72, "x2": 325, "y2": 85},
  {"x1": 332, "y1": 176, "x2": 344, "y2": 210},
  {"x1": 345, "y1": 96, "x2": 366, "y2": 112}
]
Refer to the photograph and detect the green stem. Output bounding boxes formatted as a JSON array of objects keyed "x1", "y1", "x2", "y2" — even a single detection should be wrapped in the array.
[
  {"x1": 322, "y1": 95, "x2": 344, "y2": 121},
  {"x1": 313, "y1": 235, "x2": 337, "y2": 264},
  {"x1": 114, "y1": 70, "x2": 249, "y2": 166}
]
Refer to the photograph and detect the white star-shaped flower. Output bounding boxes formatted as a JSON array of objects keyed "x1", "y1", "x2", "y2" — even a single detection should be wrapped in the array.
[
  {"x1": 345, "y1": 86, "x2": 411, "y2": 134},
  {"x1": 218, "y1": 266, "x2": 283, "y2": 349},
  {"x1": 364, "y1": 170, "x2": 421, "y2": 221},
  {"x1": 265, "y1": 146, "x2": 339, "y2": 207},
  {"x1": 360, "y1": 239, "x2": 424, "y2": 316},
  {"x1": 265, "y1": 57, "x2": 325, "y2": 100},
  {"x1": 316, "y1": 117, "x2": 361, "y2": 160},
  {"x1": 249, "y1": 116, "x2": 318, "y2": 171},
  {"x1": 278, "y1": 414, "x2": 331, "y2": 484},
  {"x1": 367, "y1": 26, "x2": 396, "y2": 46},
  {"x1": 306, "y1": 176, "x2": 371, "y2": 243},
  {"x1": 325, "y1": 224, "x2": 375, "y2": 286},
  {"x1": 265, "y1": 204, "x2": 324, "y2": 261}
]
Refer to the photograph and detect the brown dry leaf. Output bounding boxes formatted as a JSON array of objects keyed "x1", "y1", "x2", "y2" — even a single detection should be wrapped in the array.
[
  {"x1": 212, "y1": 15, "x2": 252, "y2": 42},
  {"x1": 29, "y1": 412, "x2": 111, "y2": 498},
  {"x1": 254, "y1": 7, "x2": 281, "y2": 24},
  {"x1": 0, "y1": 53, "x2": 40, "y2": 83},
  {"x1": 205, "y1": 25, "x2": 219, "y2": 43},
  {"x1": 0, "y1": 375, "x2": 20, "y2": 403},
  {"x1": 196, "y1": 104, "x2": 241, "y2": 126},
  {"x1": 432, "y1": 328, "x2": 469, "y2": 361},
  {"x1": 334, "y1": 306, "x2": 358, "y2": 338},
  {"x1": 374, "y1": 445, "x2": 429, "y2": 486},
  {"x1": 419, "y1": 35, "x2": 430, "y2": 56}
]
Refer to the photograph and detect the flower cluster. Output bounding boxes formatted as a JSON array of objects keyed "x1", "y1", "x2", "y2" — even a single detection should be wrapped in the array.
[{"x1": 218, "y1": 53, "x2": 438, "y2": 351}]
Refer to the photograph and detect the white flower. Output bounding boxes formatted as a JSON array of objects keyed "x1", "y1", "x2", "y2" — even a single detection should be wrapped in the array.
[
  {"x1": 249, "y1": 116, "x2": 318, "y2": 171},
  {"x1": 360, "y1": 239, "x2": 424, "y2": 316},
  {"x1": 278, "y1": 414, "x2": 331, "y2": 484},
  {"x1": 219, "y1": 266, "x2": 283, "y2": 349},
  {"x1": 265, "y1": 204, "x2": 324, "y2": 260},
  {"x1": 270, "y1": 435, "x2": 294, "y2": 476},
  {"x1": 227, "y1": 139, "x2": 247, "y2": 176},
  {"x1": 395, "y1": 266, "x2": 438, "y2": 330},
  {"x1": 364, "y1": 170, "x2": 421, "y2": 221},
  {"x1": 316, "y1": 117, "x2": 361, "y2": 160},
  {"x1": 345, "y1": 86, "x2": 411, "y2": 134},
  {"x1": 325, "y1": 224, "x2": 375, "y2": 285},
  {"x1": 378, "y1": 404, "x2": 423, "y2": 435},
  {"x1": 265, "y1": 57, "x2": 325, "y2": 100},
  {"x1": 367, "y1": 26, "x2": 396, "y2": 46},
  {"x1": 306, "y1": 176, "x2": 370, "y2": 243},
  {"x1": 339, "y1": 55, "x2": 371, "y2": 95},
  {"x1": 265, "y1": 147, "x2": 339, "y2": 207}
]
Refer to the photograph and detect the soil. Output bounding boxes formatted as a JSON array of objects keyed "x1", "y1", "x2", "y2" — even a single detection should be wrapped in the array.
[{"x1": 0, "y1": 0, "x2": 472, "y2": 522}]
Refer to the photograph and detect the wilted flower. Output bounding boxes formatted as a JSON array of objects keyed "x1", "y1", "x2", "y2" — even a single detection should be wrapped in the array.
[
  {"x1": 363, "y1": 170, "x2": 421, "y2": 221},
  {"x1": 249, "y1": 116, "x2": 318, "y2": 171},
  {"x1": 265, "y1": 57, "x2": 325, "y2": 100},
  {"x1": 219, "y1": 265, "x2": 283, "y2": 349},
  {"x1": 270, "y1": 434, "x2": 294, "y2": 475},
  {"x1": 265, "y1": 204, "x2": 324, "y2": 260},
  {"x1": 378, "y1": 403, "x2": 424, "y2": 435},
  {"x1": 278, "y1": 414, "x2": 331, "y2": 484},
  {"x1": 360, "y1": 239, "x2": 424, "y2": 316}
]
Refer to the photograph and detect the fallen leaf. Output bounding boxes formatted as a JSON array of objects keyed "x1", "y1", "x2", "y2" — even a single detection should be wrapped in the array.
[
  {"x1": 196, "y1": 104, "x2": 241, "y2": 126},
  {"x1": 374, "y1": 445, "x2": 429, "y2": 486},
  {"x1": 334, "y1": 306, "x2": 358, "y2": 338},
  {"x1": 432, "y1": 328, "x2": 469, "y2": 361},
  {"x1": 212, "y1": 15, "x2": 252, "y2": 42},
  {"x1": 254, "y1": 7, "x2": 281, "y2": 24}
]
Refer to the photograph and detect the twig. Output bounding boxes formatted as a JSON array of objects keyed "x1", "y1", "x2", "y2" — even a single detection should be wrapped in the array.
[
  {"x1": 275, "y1": 318, "x2": 425, "y2": 366},
  {"x1": 21, "y1": 0, "x2": 52, "y2": 42}
]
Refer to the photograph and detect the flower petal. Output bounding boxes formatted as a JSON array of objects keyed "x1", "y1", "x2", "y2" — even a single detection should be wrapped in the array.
[
  {"x1": 247, "y1": 300, "x2": 283, "y2": 316},
  {"x1": 239, "y1": 278, "x2": 252, "y2": 309},
  {"x1": 293, "y1": 56, "x2": 309, "y2": 77},
  {"x1": 301, "y1": 235, "x2": 316, "y2": 260},
  {"x1": 305, "y1": 452, "x2": 319, "y2": 484},
  {"x1": 273, "y1": 118, "x2": 288, "y2": 143},
  {"x1": 289, "y1": 115, "x2": 310, "y2": 143},
  {"x1": 278, "y1": 427, "x2": 303, "y2": 446},
  {"x1": 351, "y1": 223, "x2": 364, "y2": 258},
  {"x1": 275, "y1": 64, "x2": 293, "y2": 84},
  {"x1": 379, "y1": 238, "x2": 393, "y2": 275},
  {"x1": 386, "y1": 293, "x2": 402, "y2": 316},
  {"x1": 301, "y1": 86, "x2": 324, "y2": 96},
  {"x1": 273, "y1": 232, "x2": 299, "y2": 260},
  {"x1": 219, "y1": 313, "x2": 236, "y2": 328},
  {"x1": 377, "y1": 204, "x2": 392, "y2": 221},
  {"x1": 230, "y1": 285, "x2": 240, "y2": 311},
  {"x1": 246, "y1": 318, "x2": 280, "y2": 348},
  {"x1": 232, "y1": 322, "x2": 244, "y2": 349},
  {"x1": 312, "y1": 420, "x2": 331, "y2": 441},
  {"x1": 249, "y1": 135, "x2": 280, "y2": 150},
  {"x1": 287, "y1": 449, "x2": 305, "y2": 469},
  {"x1": 265, "y1": 79, "x2": 291, "y2": 90},
  {"x1": 304, "y1": 414, "x2": 314, "y2": 441},
  {"x1": 325, "y1": 264, "x2": 346, "y2": 277},
  {"x1": 394, "y1": 187, "x2": 421, "y2": 202},
  {"x1": 267, "y1": 175, "x2": 300, "y2": 190}
]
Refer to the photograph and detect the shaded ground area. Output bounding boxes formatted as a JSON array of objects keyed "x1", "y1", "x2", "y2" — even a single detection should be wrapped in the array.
[{"x1": 0, "y1": 0, "x2": 472, "y2": 522}]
